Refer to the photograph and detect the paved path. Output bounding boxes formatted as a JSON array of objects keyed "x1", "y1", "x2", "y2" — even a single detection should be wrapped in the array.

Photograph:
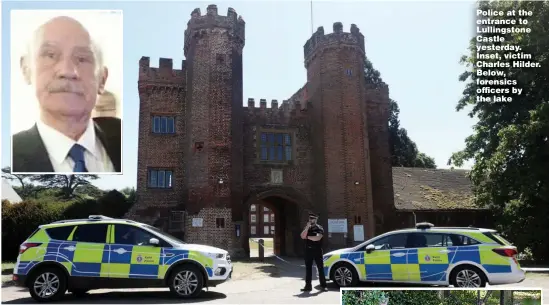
[{"x1": 2, "y1": 259, "x2": 548, "y2": 304}]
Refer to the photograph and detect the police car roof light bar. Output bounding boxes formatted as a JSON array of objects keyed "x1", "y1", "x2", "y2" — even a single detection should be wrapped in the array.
[
  {"x1": 50, "y1": 219, "x2": 89, "y2": 224},
  {"x1": 88, "y1": 215, "x2": 113, "y2": 220},
  {"x1": 436, "y1": 226, "x2": 480, "y2": 230},
  {"x1": 415, "y1": 222, "x2": 434, "y2": 229}
]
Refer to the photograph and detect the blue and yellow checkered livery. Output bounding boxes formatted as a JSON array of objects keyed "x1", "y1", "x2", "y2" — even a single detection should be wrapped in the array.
[
  {"x1": 322, "y1": 226, "x2": 525, "y2": 286},
  {"x1": 15, "y1": 221, "x2": 217, "y2": 281}
]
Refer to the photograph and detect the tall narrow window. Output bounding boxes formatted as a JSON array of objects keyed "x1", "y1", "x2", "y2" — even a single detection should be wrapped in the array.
[{"x1": 259, "y1": 132, "x2": 292, "y2": 162}]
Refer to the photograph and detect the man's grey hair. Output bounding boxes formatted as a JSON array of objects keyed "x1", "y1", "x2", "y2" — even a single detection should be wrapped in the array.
[{"x1": 23, "y1": 16, "x2": 105, "y2": 78}]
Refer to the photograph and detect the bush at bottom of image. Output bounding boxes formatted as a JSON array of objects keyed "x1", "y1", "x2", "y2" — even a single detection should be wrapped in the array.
[
  {"x1": 342, "y1": 291, "x2": 390, "y2": 305},
  {"x1": 341, "y1": 290, "x2": 479, "y2": 305}
]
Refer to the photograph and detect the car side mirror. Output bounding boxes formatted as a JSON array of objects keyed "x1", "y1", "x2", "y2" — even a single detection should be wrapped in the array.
[
  {"x1": 365, "y1": 244, "x2": 375, "y2": 252},
  {"x1": 149, "y1": 238, "x2": 160, "y2": 246}
]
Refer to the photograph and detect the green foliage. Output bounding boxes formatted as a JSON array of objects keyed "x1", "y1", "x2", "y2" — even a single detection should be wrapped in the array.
[
  {"x1": 342, "y1": 290, "x2": 534, "y2": 305},
  {"x1": 388, "y1": 100, "x2": 437, "y2": 169},
  {"x1": 74, "y1": 184, "x2": 105, "y2": 199},
  {"x1": 442, "y1": 291, "x2": 478, "y2": 305},
  {"x1": 363, "y1": 60, "x2": 437, "y2": 169},
  {"x1": 30, "y1": 174, "x2": 99, "y2": 199},
  {"x1": 2, "y1": 200, "x2": 65, "y2": 261},
  {"x1": 342, "y1": 290, "x2": 388, "y2": 305},
  {"x1": 449, "y1": 0, "x2": 549, "y2": 261},
  {"x1": 384, "y1": 291, "x2": 440, "y2": 305},
  {"x1": 2, "y1": 166, "x2": 102, "y2": 201}
]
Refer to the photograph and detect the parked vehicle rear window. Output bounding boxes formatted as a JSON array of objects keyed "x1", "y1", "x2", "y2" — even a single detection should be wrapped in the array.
[
  {"x1": 482, "y1": 232, "x2": 510, "y2": 245},
  {"x1": 45, "y1": 226, "x2": 76, "y2": 241},
  {"x1": 27, "y1": 228, "x2": 40, "y2": 239}
]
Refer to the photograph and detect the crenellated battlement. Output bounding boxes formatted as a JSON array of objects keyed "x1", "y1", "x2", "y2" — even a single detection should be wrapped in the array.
[
  {"x1": 303, "y1": 22, "x2": 365, "y2": 68},
  {"x1": 244, "y1": 98, "x2": 312, "y2": 118},
  {"x1": 184, "y1": 4, "x2": 245, "y2": 57},
  {"x1": 138, "y1": 56, "x2": 186, "y2": 84}
]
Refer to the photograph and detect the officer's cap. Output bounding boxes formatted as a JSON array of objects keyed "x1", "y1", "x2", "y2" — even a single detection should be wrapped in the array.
[{"x1": 308, "y1": 212, "x2": 319, "y2": 219}]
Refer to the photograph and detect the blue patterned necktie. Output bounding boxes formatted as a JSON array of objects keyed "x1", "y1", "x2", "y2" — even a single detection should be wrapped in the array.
[{"x1": 68, "y1": 144, "x2": 88, "y2": 172}]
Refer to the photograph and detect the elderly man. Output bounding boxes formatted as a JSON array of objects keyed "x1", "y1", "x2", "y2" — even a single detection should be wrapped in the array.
[{"x1": 12, "y1": 16, "x2": 121, "y2": 173}]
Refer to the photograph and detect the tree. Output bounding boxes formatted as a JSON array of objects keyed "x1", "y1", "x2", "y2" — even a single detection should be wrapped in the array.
[
  {"x1": 1, "y1": 166, "x2": 35, "y2": 191},
  {"x1": 449, "y1": 1, "x2": 549, "y2": 260},
  {"x1": 30, "y1": 174, "x2": 99, "y2": 199},
  {"x1": 74, "y1": 184, "x2": 105, "y2": 199},
  {"x1": 1, "y1": 166, "x2": 46, "y2": 199},
  {"x1": 364, "y1": 59, "x2": 437, "y2": 168}
]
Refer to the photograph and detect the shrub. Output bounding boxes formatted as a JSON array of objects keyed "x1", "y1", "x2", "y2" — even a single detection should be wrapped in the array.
[
  {"x1": 385, "y1": 291, "x2": 440, "y2": 305},
  {"x1": 1, "y1": 189, "x2": 135, "y2": 261},
  {"x1": 2, "y1": 201, "x2": 64, "y2": 261}
]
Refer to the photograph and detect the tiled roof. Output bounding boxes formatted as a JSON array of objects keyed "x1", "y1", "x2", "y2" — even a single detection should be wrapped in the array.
[{"x1": 392, "y1": 167, "x2": 483, "y2": 211}]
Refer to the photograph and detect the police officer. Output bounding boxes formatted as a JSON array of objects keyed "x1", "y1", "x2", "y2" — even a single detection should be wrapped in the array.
[{"x1": 300, "y1": 212, "x2": 327, "y2": 292}]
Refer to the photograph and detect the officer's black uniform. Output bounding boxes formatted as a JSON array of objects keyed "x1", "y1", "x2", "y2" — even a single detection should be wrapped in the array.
[{"x1": 302, "y1": 213, "x2": 327, "y2": 291}]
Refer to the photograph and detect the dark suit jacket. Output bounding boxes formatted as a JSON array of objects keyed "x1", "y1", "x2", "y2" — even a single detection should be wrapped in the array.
[{"x1": 12, "y1": 117, "x2": 122, "y2": 173}]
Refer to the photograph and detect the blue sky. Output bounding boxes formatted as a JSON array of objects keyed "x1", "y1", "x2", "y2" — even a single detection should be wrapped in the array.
[{"x1": 1, "y1": 0, "x2": 477, "y2": 191}]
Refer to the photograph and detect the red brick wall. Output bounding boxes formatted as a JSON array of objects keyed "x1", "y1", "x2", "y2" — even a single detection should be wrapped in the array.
[
  {"x1": 183, "y1": 5, "x2": 245, "y2": 219},
  {"x1": 134, "y1": 10, "x2": 394, "y2": 256},
  {"x1": 131, "y1": 57, "x2": 186, "y2": 223},
  {"x1": 303, "y1": 23, "x2": 377, "y2": 247},
  {"x1": 185, "y1": 208, "x2": 233, "y2": 251},
  {"x1": 365, "y1": 84, "x2": 396, "y2": 233}
]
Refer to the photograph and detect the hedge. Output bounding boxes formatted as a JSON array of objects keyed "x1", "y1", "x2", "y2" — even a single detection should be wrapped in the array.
[
  {"x1": 342, "y1": 290, "x2": 479, "y2": 305},
  {"x1": 1, "y1": 190, "x2": 133, "y2": 261}
]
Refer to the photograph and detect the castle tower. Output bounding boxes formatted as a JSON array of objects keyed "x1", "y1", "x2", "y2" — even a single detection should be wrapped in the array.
[
  {"x1": 133, "y1": 55, "x2": 186, "y2": 226},
  {"x1": 182, "y1": 5, "x2": 246, "y2": 250},
  {"x1": 304, "y1": 23, "x2": 376, "y2": 245}
]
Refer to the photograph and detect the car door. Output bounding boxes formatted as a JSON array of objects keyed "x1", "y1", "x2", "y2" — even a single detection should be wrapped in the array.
[
  {"x1": 62, "y1": 223, "x2": 110, "y2": 278},
  {"x1": 406, "y1": 232, "x2": 452, "y2": 283},
  {"x1": 363, "y1": 233, "x2": 409, "y2": 281},
  {"x1": 108, "y1": 224, "x2": 163, "y2": 279}
]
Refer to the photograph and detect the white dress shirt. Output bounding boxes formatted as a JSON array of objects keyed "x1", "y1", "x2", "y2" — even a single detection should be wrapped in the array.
[{"x1": 36, "y1": 119, "x2": 116, "y2": 173}]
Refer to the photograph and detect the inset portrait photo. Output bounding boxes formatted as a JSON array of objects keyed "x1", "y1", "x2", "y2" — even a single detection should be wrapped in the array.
[{"x1": 10, "y1": 10, "x2": 123, "y2": 174}]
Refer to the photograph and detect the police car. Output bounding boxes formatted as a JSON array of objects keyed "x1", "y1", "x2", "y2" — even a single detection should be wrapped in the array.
[
  {"x1": 12, "y1": 215, "x2": 233, "y2": 302},
  {"x1": 322, "y1": 222, "x2": 525, "y2": 288}
]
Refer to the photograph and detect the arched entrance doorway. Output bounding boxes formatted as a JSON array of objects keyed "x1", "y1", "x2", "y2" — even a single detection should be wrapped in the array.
[{"x1": 243, "y1": 187, "x2": 312, "y2": 258}]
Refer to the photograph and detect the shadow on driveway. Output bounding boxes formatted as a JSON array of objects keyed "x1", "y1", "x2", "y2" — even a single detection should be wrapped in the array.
[{"x1": 3, "y1": 290, "x2": 227, "y2": 304}]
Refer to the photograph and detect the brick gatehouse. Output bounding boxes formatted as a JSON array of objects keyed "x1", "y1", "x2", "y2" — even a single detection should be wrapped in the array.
[{"x1": 127, "y1": 4, "x2": 485, "y2": 258}]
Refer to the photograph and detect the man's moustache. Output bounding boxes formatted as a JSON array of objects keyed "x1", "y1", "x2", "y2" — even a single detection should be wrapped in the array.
[{"x1": 47, "y1": 82, "x2": 84, "y2": 95}]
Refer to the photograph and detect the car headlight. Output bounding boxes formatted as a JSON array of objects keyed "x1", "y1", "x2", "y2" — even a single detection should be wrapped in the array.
[
  {"x1": 207, "y1": 253, "x2": 225, "y2": 259},
  {"x1": 323, "y1": 255, "x2": 332, "y2": 262}
]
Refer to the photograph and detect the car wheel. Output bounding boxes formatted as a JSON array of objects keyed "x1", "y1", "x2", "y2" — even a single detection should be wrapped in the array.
[
  {"x1": 28, "y1": 267, "x2": 67, "y2": 302},
  {"x1": 450, "y1": 265, "x2": 487, "y2": 288},
  {"x1": 330, "y1": 263, "x2": 358, "y2": 287},
  {"x1": 69, "y1": 289, "x2": 90, "y2": 297},
  {"x1": 168, "y1": 264, "x2": 204, "y2": 298}
]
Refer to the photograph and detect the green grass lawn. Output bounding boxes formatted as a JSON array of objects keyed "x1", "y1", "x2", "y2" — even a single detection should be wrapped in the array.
[
  {"x1": 2, "y1": 262, "x2": 15, "y2": 284},
  {"x1": 3, "y1": 262, "x2": 15, "y2": 270},
  {"x1": 249, "y1": 238, "x2": 274, "y2": 249}
]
